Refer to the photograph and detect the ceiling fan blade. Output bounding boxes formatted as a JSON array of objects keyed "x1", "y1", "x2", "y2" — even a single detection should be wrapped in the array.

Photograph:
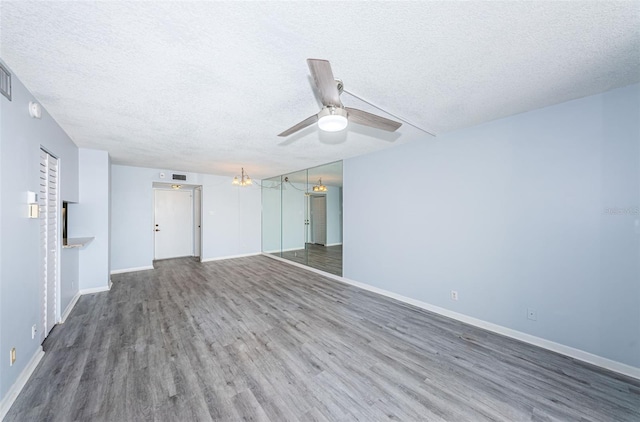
[
  {"x1": 307, "y1": 59, "x2": 342, "y2": 107},
  {"x1": 278, "y1": 114, "x2": 318, "y2": 137},
  {"x1": 345, "y1": 107, "x2": 402, "y2": 132}
]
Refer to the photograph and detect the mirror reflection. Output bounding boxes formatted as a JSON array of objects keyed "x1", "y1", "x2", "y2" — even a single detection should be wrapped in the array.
[
  {"x1": 261, "y1": 175, "x2": 282, "y2": 255},
  {"x1": 262, "y1": 161, "x2": 343, "y2": 275}
]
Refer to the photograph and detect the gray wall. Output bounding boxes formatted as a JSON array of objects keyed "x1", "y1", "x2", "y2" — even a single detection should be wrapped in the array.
[
  {"x1": 281, "y1": 182, "x2": 306, "y2": 251},
  {"x1": 261, "y1": 179, "x2": 282, "y2": 253},
  {"x1": 110, "y1": 165, "x2": 261, "y2": 271},
  {"x1": 69, "y1": 148, "x2": 111, "y2": 290},
  {"x1": 326, "y1": 186, "x2": 343, "y2": 246},
  {"x1": 0, "y1": 59, "x2": 79, "y2": 400},
  {"x1": 344, "y1": 83, "x2": 640, "y2": 368}
]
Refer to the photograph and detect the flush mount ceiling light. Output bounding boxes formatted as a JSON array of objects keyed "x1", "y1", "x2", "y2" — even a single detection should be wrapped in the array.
[
  {"x1": 232, "y1": 167, "x2": 252, "y2": 187},
  {"x1": 312, "y1": 178, "x2": 327, "y2": 192}
]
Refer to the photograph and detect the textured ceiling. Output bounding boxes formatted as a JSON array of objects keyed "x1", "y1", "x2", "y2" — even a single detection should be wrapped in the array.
[{"x1": 1, "y1": 1, "x2": 638, "y2": 179}]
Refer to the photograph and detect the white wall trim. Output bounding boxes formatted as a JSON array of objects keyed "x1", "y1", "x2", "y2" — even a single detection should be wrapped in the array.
[
  {"x1": 110, "y1": 265, "x2": 154, "y2": 275},
  {"x1": 59, "y1": 291, "x2": 81, "y2": 324},
  {"x1": 79, "y1": 285, "x2": 111, "y2": 295},
  {"x1": 325, "y1": 242, "x2": 343, "y2": 247},
  {"x1": 0, "y1": 347, "x2": 45, "y2": 420},
  {"x1": 262, "y1": 253, "x2": 640, "y2": 380},
  {"x1": 201, "y1": 252, "x2": 261, "y2": 263}
]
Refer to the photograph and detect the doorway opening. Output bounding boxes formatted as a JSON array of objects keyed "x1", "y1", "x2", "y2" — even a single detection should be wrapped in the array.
[{"x1": 153, "y1": 183, "x2": 202, "y2": 261}]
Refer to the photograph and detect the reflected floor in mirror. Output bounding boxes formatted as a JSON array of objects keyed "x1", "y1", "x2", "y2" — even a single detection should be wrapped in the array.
[{"x1": 277, "y1": 244, "x2": 342, "y2": 276}]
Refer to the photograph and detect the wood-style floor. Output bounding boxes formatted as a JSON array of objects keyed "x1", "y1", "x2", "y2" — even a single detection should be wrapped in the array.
[
  {"x1": 6, "y1": 256, "x2": 639, "y2": 421},
  {"x1": 278, "y1": 244, "x2": 342, "y2": 276}
]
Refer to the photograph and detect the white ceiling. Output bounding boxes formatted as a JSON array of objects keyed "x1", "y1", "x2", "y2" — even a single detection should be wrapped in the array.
[{"x1": 1, "y1": 1, "x2": 638, "y2": 179}]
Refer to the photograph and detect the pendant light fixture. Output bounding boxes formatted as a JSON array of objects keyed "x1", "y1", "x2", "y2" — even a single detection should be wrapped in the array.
[
  {"x1": 312, "y1": 178, "x2": 327, "y2": 192},
  {"x1": 232, "y1": 168, "x2": 252, "y2": 186}
]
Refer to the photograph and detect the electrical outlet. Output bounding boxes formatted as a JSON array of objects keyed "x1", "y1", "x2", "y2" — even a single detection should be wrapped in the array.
[
  {"x1": 32, "y1": 324, "x2": 37, "y2": 339},
  {"x1": 450, "y1": 290, "x2": 459, "y2": 301},
  {"x1": 527, "y1": 308, "x2": 537, "y2": 321},
  {"x1": 10, "y1": 348, "x2": 16, "y2": 366}
]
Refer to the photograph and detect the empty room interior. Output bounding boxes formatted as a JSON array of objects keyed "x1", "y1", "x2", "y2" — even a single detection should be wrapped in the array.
[{"x1": 1, "y1": 2, "x2": 639, "y2": 421}]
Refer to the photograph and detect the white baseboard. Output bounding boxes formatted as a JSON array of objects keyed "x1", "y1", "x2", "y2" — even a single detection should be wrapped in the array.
[
  {"x1": 264, "y1": 244, "x2": 342, "y2": 254},
  {"x1": 59, "y1": 291, "x2": 81, "y2": 324},
  {"x1": 60, "y1": 285, "x2": 110, "y2": 325},
  {"x1": 2, "y1": 283, "x2": 110, "y2": 416},
  {"x1": 110, "y1": 265, "x2": 154, "y2": 275},
  {"x1": 79, "y1": 285, "x2": 110, "y2": 295},
  {"x1": 262, "y1": 253, "x2": 640, "y2": 380},
  {"x1": 0, "y1": 346, "x2": 45, "y2": 420},
  {"x1": 201, "y1": 252, "x2": 261, "y2": 263}
]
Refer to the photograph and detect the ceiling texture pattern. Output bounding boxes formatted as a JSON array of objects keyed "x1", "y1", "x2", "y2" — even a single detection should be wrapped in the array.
[{"x1": 1, "y1": 1, "x2": 638, "y2": 178}]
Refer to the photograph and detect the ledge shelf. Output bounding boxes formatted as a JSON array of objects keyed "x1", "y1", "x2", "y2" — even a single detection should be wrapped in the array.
[{"x1": 63, "y1": 237, "x2": 94, "y2": 249}]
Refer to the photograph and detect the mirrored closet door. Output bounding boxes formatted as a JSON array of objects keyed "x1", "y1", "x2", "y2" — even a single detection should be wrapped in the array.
[{"x1": 261, "y1": 161, "x2": 343, "y2": 276}]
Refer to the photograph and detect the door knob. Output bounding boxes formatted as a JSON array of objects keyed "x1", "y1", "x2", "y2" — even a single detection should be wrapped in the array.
[{"x1": 155, "y1": 229, "x2": 160, "y2": 232}]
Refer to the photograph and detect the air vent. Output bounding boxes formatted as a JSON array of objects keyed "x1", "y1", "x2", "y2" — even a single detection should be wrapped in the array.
[
  {"x1": 0, "y1": 63, "x2": 11, "y2": 101},
  {"x1": 172, "y1": 174, "x2": 187, "y2": 181}
]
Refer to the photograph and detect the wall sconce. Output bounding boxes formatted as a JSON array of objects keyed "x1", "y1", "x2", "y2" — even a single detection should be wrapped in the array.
[{"x1": 27, "y1": 191, "x2": 39, "y2": 218}]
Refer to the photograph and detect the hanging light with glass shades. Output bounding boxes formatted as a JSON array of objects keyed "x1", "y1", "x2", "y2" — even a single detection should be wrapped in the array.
[
  {"x1": 312, "y1": 178, "x2": 327, "y2": 192},
  {"x1": 232, "y1": 167, "x2": 252, "y2": 187}
]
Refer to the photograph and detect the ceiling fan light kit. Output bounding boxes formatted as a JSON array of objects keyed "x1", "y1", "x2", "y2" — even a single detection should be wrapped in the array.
[
  {"x1": 278, "y1": 58, "x2": 402, "y2": 137},
  {"x1": 317, "y1": 107, "x2": 348, "y2": 132}
]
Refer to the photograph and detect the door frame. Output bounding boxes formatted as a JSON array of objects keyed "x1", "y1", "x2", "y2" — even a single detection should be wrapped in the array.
[
  {"x1": 151, "y1": 183, "x2": 202, "y2": 261},
  {"x1": 40, "y1": 147, "x2": 61, "y2": 342},
  {"x1": 308, "y1": 194, "x2": 327, "y2": 246},
  {"x1": 194, "y1": 186, "x2": 202, "y2": 260}
]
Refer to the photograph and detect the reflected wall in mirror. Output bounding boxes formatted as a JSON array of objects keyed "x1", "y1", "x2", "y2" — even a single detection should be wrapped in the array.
[
  {"x1": 261, "y1": 175, "x2": 282, "y2": 254},
  {"x1": 261, "y1": 161, "x2": 343, "y2": 276}
]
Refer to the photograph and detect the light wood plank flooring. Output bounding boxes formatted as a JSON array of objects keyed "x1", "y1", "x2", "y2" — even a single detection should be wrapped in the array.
[{"x1": 5, "y1": 256, "x2": 639, "y2": 421}]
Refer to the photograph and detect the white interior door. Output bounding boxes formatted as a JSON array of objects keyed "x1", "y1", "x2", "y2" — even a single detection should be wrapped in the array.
[
  {"x1": 154, "y1": 189, "x2": 193, "y2": 260},
  {"x1": 194, "y1": 187, "x2": 202, "y2": 258},
  {"x1": 310, "y1": 195, "x2": 327, "y2": 245},
  {"x1": 40, "y1": 149, "x2": 59, "y2": 341}
]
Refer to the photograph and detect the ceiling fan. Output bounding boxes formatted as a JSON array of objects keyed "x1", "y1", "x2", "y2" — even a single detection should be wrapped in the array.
[{"x1": 278, "y1": 59, "x2": 402, "y2": 137}]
